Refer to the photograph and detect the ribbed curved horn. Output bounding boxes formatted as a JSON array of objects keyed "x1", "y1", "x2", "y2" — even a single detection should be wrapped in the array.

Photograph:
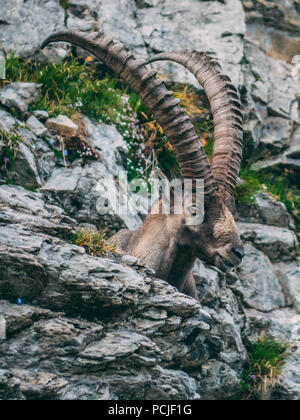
[
  {"x1": 146, "y1": 51, "x2": 243, "y2": 195},
  {"x1": 41, "y1": 31, "x2": 217, "y2": 195}
]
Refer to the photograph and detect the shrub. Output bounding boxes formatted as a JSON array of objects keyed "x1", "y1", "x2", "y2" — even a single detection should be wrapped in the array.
[
  {"x1": 0, "y1": 128, "x2": 23, "y2": 172},
  {"x1": 72, "y1": 228, "x2": 118, "y2": 257},
  {"x1": 240, "y1": 332, "x2": 289, "y2": 400}
]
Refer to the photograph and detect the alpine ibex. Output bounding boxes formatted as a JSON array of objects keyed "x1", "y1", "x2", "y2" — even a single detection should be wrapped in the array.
[{"x1": 41, "y1": 31, "x2": 245, "y2": 300}]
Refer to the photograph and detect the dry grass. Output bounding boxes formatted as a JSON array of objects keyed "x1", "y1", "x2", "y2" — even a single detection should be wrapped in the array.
[
  {"x1": 0, "y1": 128, "x2": 24, "y2": 172},
  {"x1": 173, "y1": 85, "x2": 214, "y2": 157},
  {"x1": 48, "y1": 114, "x2": 101, "y2": 164},
  {"x1": 73, "y1": 228, "x2": 118, "y2": 257},
  {"x1": 240, "y1": 332, "x2": 289, "y2": 400}
]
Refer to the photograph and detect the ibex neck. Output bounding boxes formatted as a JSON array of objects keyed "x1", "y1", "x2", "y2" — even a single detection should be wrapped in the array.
[
  {"x1": 128, "y1": 216, "x2": 196, "y2": 291},
  {"x1": 162, "y1": 245, "x2": 196, "y2": 293}
]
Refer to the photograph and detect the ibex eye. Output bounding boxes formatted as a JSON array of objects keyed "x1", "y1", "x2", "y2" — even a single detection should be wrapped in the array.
[{"x1": 187, "y1": 206, "x2": 198, "y2": 216}]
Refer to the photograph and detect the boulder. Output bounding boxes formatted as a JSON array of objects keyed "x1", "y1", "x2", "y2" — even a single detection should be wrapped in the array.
[
  {"x1": 245, "y1": 192, "x2": 296, "y2": 230},
  {"x1": 244, "y1": 308, "x2": 300, "y2": 400},
  {"x1": 97, "y1": 0, "x2": 245, "y2": 87},
  {"x1": 0, "y1": 184, "x2": 75, "y2": 236},
  {"x1": 0, "y1": 83, "x2": 42, "y2": 114},
  {"x1": 258, "y1": 118, "x2": 292, "y2": 154},
  {"x1": 193, "y1": 259, "x2": 222, "y2": 305},
  {"x1": 9, "y1": 142, "x2": 42, "y2": 188},
  {"x1": 251, "y1": 154, "x2": 300, "y2": 184},
  {"x1": 41, "y1": 115, "x2": 143, "y2": 233},
  {"x1": 242, "y1": 0, "x2": 300, "y2": 36},
  {"x1": 32, "y1": 110, "x2": 49, "y2": 122},
  {"x1": 194, "y1": 360, "x2": 242, "y2": 400},
  {"x1": 0, "y1": 190, "x2": 221, "y2": 400},
  {"x1": 0, "y1": 0, "x2": 67, "y2": 61},
  {"x1": 287, "y1": 126, "x2": 300, "y2": 159},
  {"x1": 26, "y1": 115, "x2": 48, "y2": 137},
  {"x1": 0, "y1": 106, "x2": 18, "y2": 131},
  {"x1": 40, "y1": 161, "x2": 141, "y2": 234},
  {"x1": 238, "y1": 222, "x2": 298, "y2": 260},
  {"x1": 46, "y1": 115, "x2": 78, "y2": 137},
  {"x1": 67, "y1": 0, "x2": 101, "y2": 33},
  {"x1": 276, "y1": 260, "x2": 300, "y2": 315},
  {"x1": 83, "y1": 117, "x2": 128, "y2": 174},
  {"x1": 0, "y1": 107, "x2": 54, "y2": 186},
  {"x1": 233, "y1": 244, "x2": 286, "y2": 312}
]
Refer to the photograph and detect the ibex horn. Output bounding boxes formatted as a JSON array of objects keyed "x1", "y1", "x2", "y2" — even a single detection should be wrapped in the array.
[
  {"x1": 146, "y1": 51, "x2": 244, "y2": 195},
  {"x1": 41, "y1": 31, "x2": 217, "y2": 195}
]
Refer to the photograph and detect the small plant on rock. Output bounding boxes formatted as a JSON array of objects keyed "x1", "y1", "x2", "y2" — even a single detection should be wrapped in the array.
[
  {"x1": 240, "y1": 332, "x2": 289, "y2": 400},
  {"x1": 72, "y1": 228, "x2": 118, "y2": 257},
  {"x1": 0, "y1": 128, "x2": 23, "y2": 172},
  {"x1": 47, "y1": 120, "x2": 101, "y2": 165},
  {"x1": 235, "y1": 166, "x2": 300, "y2": 235}
]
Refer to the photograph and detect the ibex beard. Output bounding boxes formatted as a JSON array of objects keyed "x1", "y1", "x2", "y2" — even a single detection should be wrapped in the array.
[{"x1": 41, "y1": 30, "x2": 245, "y2": 301}]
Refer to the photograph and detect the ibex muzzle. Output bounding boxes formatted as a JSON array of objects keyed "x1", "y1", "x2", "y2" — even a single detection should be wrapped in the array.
[{"x1": 41, "y1": 32, "x2": 244, "y2": 300}]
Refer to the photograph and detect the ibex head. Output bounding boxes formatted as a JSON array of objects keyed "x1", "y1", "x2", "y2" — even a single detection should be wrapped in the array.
[
  {"x1": 41, "y1": 32, "x2": 245, "y2": 275},
  {"x1": 177, "y1": 190, "x2": 244, "y2": 272}
]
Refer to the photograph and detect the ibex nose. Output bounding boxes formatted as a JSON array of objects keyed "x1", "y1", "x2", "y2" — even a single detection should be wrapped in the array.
[{"x1": 231, "y1": 246, "x2": 245, "y2": 261}]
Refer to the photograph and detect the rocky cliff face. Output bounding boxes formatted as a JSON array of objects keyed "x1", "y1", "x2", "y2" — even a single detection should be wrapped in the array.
[{"x1": 0, "y1": 0, "x2": 299, "y2": 400}]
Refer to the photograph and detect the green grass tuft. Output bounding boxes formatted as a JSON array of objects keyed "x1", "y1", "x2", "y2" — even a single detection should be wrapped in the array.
[
  {"x1": 236, "y1": 165, "x2": 300, "y2": 233},
  {"x1": 0, "y1": 128, "x2": 24, "y2": 172},
  {"x1": 235, "y1": 166, "x2": 263, "y2": 205},
  {"x1": 72, "y1": 228, "x2": 118, "y2": 257},
  {"x1": 59, "y1": 0, "x2": 69, "y2": 9},
  {"x1": 240, "y1": 332, "x2": 289, "y2": 400},
  {"x1": 4, "y1": 53, "x2": 124, "y2": 122}
]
